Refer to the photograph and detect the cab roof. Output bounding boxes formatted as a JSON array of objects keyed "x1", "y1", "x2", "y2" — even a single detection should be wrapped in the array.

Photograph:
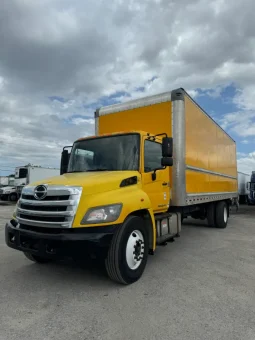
[{"x1": 75, "y1": 130, "x2": 156, "y2": 143}]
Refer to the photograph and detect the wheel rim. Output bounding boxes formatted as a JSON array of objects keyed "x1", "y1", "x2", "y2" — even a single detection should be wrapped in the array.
[
  {"x1": 224, "y1": 206, "x2": 228, "y2": 223},
  {"x1": 126, "y1": 230, "x2": 145, "y2": 270}
]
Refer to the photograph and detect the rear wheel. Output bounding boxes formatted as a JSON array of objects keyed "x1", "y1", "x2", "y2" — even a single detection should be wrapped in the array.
[
  {"x1": 23, "y1": 252, "x2": 52, "y2": 264},
  {"x1": 215, "y1": 201, "x2": 228, "y2": 229},
  {"x1": 105, "y1": 216, "x2": 149, "y2": 285},
  {"x1": 207, "y1": 202, "x2": 215, "y2": 227}
]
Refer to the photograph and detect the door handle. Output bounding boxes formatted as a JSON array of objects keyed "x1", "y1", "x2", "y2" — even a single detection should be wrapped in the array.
[{"x1": 162, "y1": 182, "x2": 168, "y2": 186}]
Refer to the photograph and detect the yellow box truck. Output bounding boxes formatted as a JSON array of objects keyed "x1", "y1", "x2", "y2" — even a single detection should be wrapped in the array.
[{"x1": 5, "y1": 88, "x2": 238, "y2": 284}]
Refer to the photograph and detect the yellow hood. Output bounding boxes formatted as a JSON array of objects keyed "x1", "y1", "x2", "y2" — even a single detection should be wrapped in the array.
[{"x1": 28, "y1": 171, "x2": 140, "y2": 195}]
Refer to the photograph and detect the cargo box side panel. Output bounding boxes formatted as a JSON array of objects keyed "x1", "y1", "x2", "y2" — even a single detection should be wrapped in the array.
[
  {"x1": 97, "y1": 100, "x2": 173, "y2": 190},
  {"x1": 185, "y1": 95, "x2": 238, "y2": 200}
]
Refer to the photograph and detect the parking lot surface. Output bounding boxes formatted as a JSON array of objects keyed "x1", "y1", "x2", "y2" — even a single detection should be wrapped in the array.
[{"x1": 1, "y1": 202, "x2": 255, "y2": 340}]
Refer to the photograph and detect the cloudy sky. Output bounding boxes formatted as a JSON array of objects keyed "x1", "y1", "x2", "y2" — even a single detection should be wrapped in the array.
[{"x1": 0, "y1": 0, "x2": 255, "y2": 176}]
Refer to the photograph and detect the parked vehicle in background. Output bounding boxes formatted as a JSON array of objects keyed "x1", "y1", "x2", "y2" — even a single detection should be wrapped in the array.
[
  {"x1": 13, "y1": 164, "x2": 60, "y2": 200},
  {"x1": 0, "y1": 176, "x2": 9, "y2": 187},
  {"x1": 238, "y1": 171, "x2": 250, "y2": 204},
  {"x1": 247, "y1": 171, "x2": 255, "y2": 205},
  {"x1": 5, "y1": 88, "x2": 238, "y2": 284},
  {"x1": 0, "y1": 176, "x2": 16, "y2": 201},
  {"x1": 8, "y1": 176, "x2": 15, "y2": 186},
  {"x1": 0, "y1": 186, "x2": 17, "y2": 201}
]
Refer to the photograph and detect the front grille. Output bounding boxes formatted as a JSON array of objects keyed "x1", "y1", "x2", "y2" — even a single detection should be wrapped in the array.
[
  {"x1": 22, "y1": 194, "x2": 70, "y2": 201},
  {"x1": 16, "y1": 185, "x2": 82, "y2": 228},
  {"x1": 19, "y1": 214, "x2": 66, "y2": 223},
  {"x1": 20, "y1": 203, "x2": 67, "y2": 212}
]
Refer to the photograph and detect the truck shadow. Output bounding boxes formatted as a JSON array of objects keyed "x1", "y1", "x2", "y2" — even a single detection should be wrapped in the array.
[
  {"x1": 0, "y1": 201, "x2": 16, "y2": 206},
  {"x1": 9, "y1": 251, "x2": 165, "y2": 291},
  {"x1": 182, "y1": 204, "x2": 254, "y2": 229},
  {"x1": 182, "y1": 219, "x2": 212, "y2": 228},
  {"x1": 10, "y1": 257, "x2": 125, "y2": 291}
]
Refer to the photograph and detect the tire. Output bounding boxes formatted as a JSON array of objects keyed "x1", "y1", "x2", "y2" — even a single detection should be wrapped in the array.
[
  {"x1": 207, "y1": 203, "x2": 215, "y2": 227},
  {"x1": 105, "y1": 216, "x2": 149, "y2": 285},
  {"x1": 9, "y1": 193, "x2": 17, "y2": 202},
  {"x1": 23, "y1": 252, "x2": 52, "y2": 264},
  {"x1": 215, "y1": 201, "x2": 228, "y2": 229}
]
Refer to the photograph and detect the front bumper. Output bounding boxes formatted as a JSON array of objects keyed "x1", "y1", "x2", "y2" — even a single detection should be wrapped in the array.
[{"x1": 5, "y1": 220, "x2": 118, "y2": 258}]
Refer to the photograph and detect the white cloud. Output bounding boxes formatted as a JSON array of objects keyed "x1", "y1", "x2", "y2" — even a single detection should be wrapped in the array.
[
  {"x1": 71, "y1": 117, "x2": 94, "y2": 125},
  {"x1": 0, "y1": 0, "x2": 255, "y2": 172},
  {"x1": 220, "y1": 83, "x2": 255, "y2": 138},
  {"x1": 233, "y1": 85, "x2": 255, "y2": 111},
  {"x1": 237, "y1": 152, "x2": 255, "y2": 175},
  {"x1": 219, "y1": 108, "x2": 255, "y2": 137}
]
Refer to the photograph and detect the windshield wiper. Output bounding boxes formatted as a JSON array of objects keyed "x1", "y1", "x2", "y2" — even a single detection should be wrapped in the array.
[
  {"x1": 66, "y1": 170, "x2": 83, "y2": 173},
  {"x1": 67, "y1": 168, "x2": 110, "y2": 173},
  {"x1": 86, "y1": 168, "x2": 110, "y2": 172}
]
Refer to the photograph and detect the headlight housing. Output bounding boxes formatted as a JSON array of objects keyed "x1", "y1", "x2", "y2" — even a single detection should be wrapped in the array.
[{"x1": 81, "y1": 203, "x2": 122, "y2": 225}]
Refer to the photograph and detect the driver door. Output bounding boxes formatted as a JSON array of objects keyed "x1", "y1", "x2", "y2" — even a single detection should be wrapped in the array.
[{"x1": 141, "y1": 138, "x2": 170, "y2": 213}]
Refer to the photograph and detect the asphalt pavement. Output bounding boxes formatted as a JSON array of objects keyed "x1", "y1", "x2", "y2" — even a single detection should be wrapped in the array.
[{"x1": 0, "y1": 202, "x2": 255, "y2": 340}]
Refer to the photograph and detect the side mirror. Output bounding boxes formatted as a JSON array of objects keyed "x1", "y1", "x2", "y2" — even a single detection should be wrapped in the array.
[
  {"x1": 60, "y1": 149, "x2": 70, "y2": 175},
  {"x1": 162, "y1": 137, "x2": 173, "y2": 157},
  {"x1": 161, "y1": 157, "x2": 173, "y2": 167},
  {"x1": 247, "y1": 182, "x2": 251, "y2": 190}
]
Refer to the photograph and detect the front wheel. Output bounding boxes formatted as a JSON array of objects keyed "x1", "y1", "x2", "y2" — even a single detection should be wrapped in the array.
[{"x1": 105, "y1": 216, "x2": 149, "y2": 285}]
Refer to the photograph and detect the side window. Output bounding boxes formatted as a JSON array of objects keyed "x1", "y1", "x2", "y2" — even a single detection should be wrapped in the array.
[{"x1": 144, "y1": 140, "x2": 162, "y2": 173}]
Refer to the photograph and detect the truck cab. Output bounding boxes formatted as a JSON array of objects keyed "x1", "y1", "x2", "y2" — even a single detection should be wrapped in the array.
[
  {"x1": 247, "y1": 171, "x2": 255, "y2": 205},
  {"x1": 0, "y1": 186, "x2": 17, "y2": 201},
  {"x1": 63, "y1": 132, "x2": 173, "y2": 214},
  {"x1": 6, "y1": 131, "x2": 175, "y2": 284}
]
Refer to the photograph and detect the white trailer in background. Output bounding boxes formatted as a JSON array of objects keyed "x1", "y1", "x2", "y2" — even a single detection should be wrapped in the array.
[
  {"x1": 0, "y1": 176, "x2": 9, "y2": 187},
  {"x1": 8, "y1": 176, "x2": 15, "y2": 186},
  {"x1": 238, "y1": 171, "x2": 250, "y2": 204},
  {"x1": 13, "y1": 165, "x2": 60, "y2": 201}
]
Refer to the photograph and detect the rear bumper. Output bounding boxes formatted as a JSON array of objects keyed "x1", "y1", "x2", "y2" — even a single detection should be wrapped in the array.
[{"x1": 5, "y1": 220, "x2": 118, "y2": 258}]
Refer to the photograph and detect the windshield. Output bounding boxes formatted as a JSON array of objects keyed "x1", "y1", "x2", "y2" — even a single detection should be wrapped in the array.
[{"x1": 68, "y1": 134, "x2": 140, "y2": 172}]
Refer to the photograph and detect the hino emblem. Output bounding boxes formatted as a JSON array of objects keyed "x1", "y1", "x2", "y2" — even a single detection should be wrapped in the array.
[{"x1": 34, "y1": 185, "x2": 47, "y2": 200}]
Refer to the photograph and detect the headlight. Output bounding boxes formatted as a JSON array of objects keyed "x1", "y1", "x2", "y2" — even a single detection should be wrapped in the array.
[
  {"x1": 5, "y1": 191, "x2": 11, "y2": 194},
  {"x1": 81, "y1": 203, "x2": 122, "y2": 225}
]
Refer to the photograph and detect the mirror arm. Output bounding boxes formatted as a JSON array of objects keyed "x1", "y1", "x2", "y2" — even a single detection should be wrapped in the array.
[{"x1": 151, "y1": 166, "x2": 166, "y2": 181}]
